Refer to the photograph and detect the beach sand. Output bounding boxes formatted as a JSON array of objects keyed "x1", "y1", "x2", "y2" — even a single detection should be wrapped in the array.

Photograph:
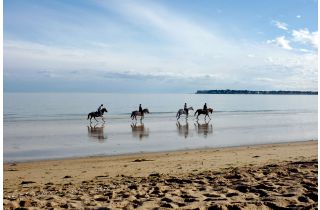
[{"x1": 4, "y1": 140, "x2": 318, "y2": 209}]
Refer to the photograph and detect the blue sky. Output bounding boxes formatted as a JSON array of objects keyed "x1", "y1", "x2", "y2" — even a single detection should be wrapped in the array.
[{"x1": 4, "y1": 0, "x2": 318, "y2": 92}]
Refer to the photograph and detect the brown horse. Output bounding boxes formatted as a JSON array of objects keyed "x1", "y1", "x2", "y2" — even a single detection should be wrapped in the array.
[
  {"x1": 130, "y1": 108, "x2": 150, "y2": 120},
  {"x1": 194, "y1": 108, "x2": 213, "y2": 120}
]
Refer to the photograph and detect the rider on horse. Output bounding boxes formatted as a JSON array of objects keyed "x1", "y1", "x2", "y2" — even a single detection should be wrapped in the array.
[
  {"x1": 139, "y1": 104, "x2": 143, "y2": 114},
  {"x1": 203, "y1": 103, "x2": 207, "y2": 113},
  {"x1": 184, "y1": 103, "x2": 188, "y2": 115},
  {"x1": 97, "y1": 104, "x2": 104, "y2": 115}
]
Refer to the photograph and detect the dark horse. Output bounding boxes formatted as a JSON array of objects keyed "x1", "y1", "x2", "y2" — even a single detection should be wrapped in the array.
[
  {"x1": 131, "y1": 108, "x2": 150, "y2": 120},
  {"x1": 87, "y1": 108, "x2": 108, "y2": 122},
  {"x1": 194, "y1": 108, "x2": 213, "y2": 120}
]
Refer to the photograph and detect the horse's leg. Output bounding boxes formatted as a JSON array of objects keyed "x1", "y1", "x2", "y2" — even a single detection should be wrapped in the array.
[
  {"x1": 90, "y1": 115, "x2": 93, "y2": 123},
  {"x1": 94, "y1": 116, "x2": 98, "y2": 122},
  {"x1": 208, "y1": 114, "x2": 211, "y2": 120},
  {"x1": 102, "y1": 117, "x2": 105, "y2": 122}
]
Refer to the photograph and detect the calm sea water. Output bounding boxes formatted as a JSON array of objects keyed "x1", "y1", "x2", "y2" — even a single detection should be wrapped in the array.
[{"x1": 4, "y1": 93, "x2": 318, "y2": 162}]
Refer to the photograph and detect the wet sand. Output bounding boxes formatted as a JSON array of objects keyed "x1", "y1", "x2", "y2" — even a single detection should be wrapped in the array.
[
  {"x1": 3, "y1": 140, "x2": 318, "y2": 209},
  {"x1": 5, "y1": 110, "x2": 318, "y2": 162}
]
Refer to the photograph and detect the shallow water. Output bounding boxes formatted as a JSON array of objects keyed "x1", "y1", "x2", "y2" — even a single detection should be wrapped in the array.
[{"x1": 4, "y1": 93, "x2": 318, "y2": 162}]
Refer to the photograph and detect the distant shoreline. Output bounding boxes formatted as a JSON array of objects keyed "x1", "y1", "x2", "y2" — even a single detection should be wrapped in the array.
[{"x1": 196, "y1": 89, "x2": 318, "y2": 95}]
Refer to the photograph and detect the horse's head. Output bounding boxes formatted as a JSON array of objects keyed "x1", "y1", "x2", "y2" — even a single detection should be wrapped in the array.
[
  {"x1": 189, "y1": 107, "x2": 194, "y2": 111},
  {"x1": 143, "y1": 108, "x2": 150, "y2": 114},
  {"x1": 101, "y1": 108, "x2": 108, "y2": 113},
  {"x1": 208, "y1": 108, "x2": 213, "y2": 113}
]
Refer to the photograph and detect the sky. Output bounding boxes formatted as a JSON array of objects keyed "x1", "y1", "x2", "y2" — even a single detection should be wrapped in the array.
[{"x1": 3, "y1": 0, "x2": 318, "y2": 93}]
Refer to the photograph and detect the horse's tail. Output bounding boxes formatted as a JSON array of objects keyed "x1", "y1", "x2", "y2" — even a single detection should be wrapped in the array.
[
  {"x1": 194, "y1": 110, "x2": 198, "y2": 116},
  {"x1": 176, "y1": 111, "x2": 179, "y2": 118},
  {"x1": 87, "y1": 113, "x2": 90, "y2": 120},
  {"x1": 130, "y1": 112, "x2": 134, "y2": 119}
]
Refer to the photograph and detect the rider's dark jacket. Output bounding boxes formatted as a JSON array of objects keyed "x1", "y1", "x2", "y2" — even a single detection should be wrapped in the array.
[
  {"x1": 97, "y1": 105, "x2": 103, "y2": 114},
  {"x1": 203, "y1": 104, "x2": 207, "y2": 111}
]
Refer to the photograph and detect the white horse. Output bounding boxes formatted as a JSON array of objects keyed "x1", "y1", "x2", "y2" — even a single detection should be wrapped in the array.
[{"x1": 176, "y1": 107, "x2": 193, "y2": 120}]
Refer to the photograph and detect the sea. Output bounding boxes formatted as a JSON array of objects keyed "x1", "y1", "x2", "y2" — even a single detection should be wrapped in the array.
[{"x1": 3, "y1": 93, "x2": 318, "y2": 162}]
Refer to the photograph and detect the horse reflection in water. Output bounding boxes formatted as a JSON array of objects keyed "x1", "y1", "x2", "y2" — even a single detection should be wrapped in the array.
[
  {"x1": 87, "y1": 123, "x2": 107, "y2": 142},
  {"x1": 131, "y1": 122, "x2": 149, "y2": 140},
  {"x1": 194, "y1": 120, "x2": 213, "y2": 137},
  {"x1": 176, "y1": 121, "x2": 190, "y2": 138}
]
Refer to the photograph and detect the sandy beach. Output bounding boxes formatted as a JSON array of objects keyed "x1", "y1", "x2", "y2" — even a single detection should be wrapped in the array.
[{"x1": 4, "y1": 140, "x2": 318, "y2": 209}]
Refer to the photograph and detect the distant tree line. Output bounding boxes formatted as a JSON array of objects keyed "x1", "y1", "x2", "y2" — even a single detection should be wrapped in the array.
[{"x1": 196, "y1": 89, "x2": 318, "y2": 95}]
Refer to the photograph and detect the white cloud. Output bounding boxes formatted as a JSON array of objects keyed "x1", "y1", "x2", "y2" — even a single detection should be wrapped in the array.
[
  {"x1": 274, "y1": 21, "x2": 288, "y2": 31},
  {"x1": 98, "y1": 1, "x2": 229, "y2": 56},
  {"x1": 299, "y1": 48, "x2": 311, "y2": 53},
  {"x1": 270, "y1": 19, "x2": 318, "y2": 51},
  {"x1": 267, "y1": 36, "x2": 292, "y2": 50},
  {"x1": 292, "y1": 29, "x2": 318, "y2": 48},
  {"x1": 275, "y1": 36, "x2": 293, "y2": 50}
]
